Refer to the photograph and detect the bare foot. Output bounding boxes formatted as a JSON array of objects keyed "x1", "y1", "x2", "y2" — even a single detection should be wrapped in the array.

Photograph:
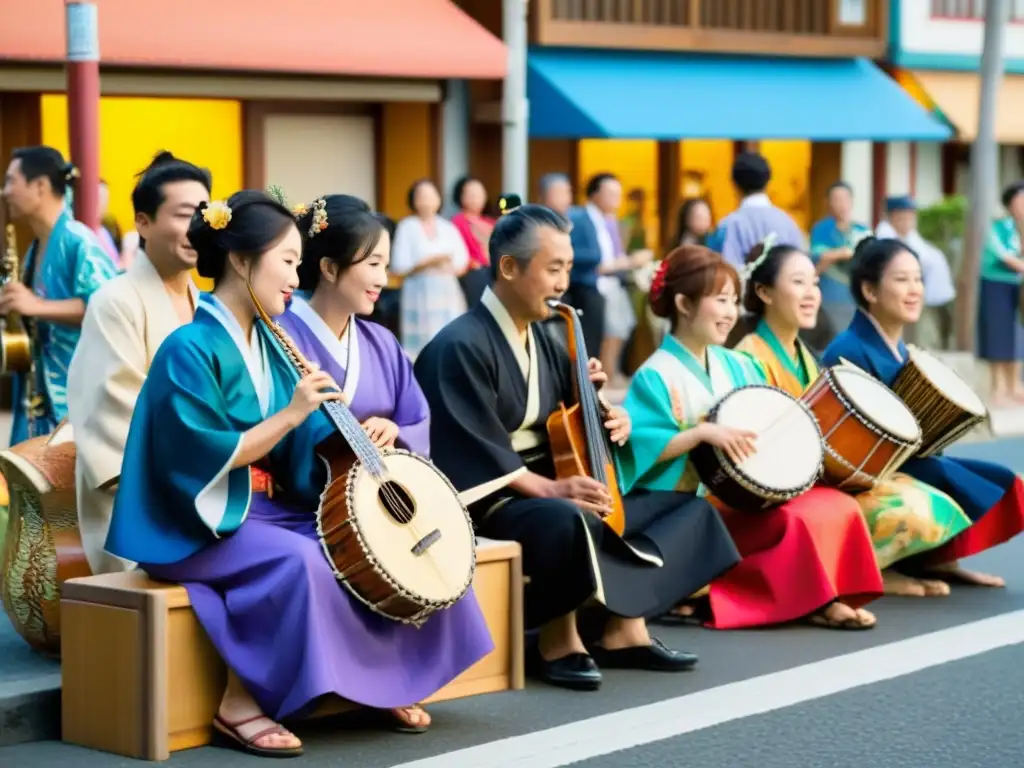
[
  {"x1": 671, "y1": 604, "x2": 696, "y2": 618},
  {"x1": 927, "y1": 563, "x2": 1006, "y2": 588},
  {"x1": 882, "y1": 569, "x2": 928, "y2": 597},
  {"x1": 808, "y1": 602, "x2": 876, "y2": 630},
  {"x1": 917, "y1": 578, "x2": 952, "y2": 596},
  {"x1": 391, "y1": 705, "x2": 431, "y2": 732}
]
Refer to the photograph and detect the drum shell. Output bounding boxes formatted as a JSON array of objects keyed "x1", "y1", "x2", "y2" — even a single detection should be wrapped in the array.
[
  {"x1": 802, "y1": 373, "x2": 912, "y2": 492},
  {"x1": 690, "y1": 442, "x2": 785, "y2": 511}
]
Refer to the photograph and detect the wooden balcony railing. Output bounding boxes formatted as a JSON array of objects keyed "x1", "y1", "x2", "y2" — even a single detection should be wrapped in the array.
[{"x1": 535, "y1": 0, "x2": 889, "y2": 57}]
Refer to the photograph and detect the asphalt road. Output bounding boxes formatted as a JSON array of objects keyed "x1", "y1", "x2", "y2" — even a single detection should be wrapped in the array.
[{"x1": 3, "y1": 437, "x2": 1023, "y2": 768}]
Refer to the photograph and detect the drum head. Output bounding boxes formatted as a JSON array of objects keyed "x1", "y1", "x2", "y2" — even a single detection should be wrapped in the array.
[
  {"x1": 909, "y1": 347, "x2": 987, "y2": 416},
  {"x1": 833, "y1": 368, "x2": 921, "y2": 441},
  {"x1": 715, "y1": 387, "x2": 822, "y2": 492}
]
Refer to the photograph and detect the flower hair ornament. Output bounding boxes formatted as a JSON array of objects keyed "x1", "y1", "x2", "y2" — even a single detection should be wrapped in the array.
[
  {"x1": 64, "y1": 164, "x2": 80, "y2": 182},
  {"x1": 202, "y1": 200, "x2": 232, "y2": 230},
  {"x1": 307, "y1": 198, "x2": 328, "y2": 237},
  {"x1": 741, "y1": 232, "x2": 777, "y2": 280},
  {"x1": 649, "y1": 257, "x2": 671, "y2": 301}
]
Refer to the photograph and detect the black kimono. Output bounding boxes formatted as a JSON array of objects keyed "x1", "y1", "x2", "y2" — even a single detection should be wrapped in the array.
[{"x1": 414, "y1": 290, "x2": 740, "y2": 630}]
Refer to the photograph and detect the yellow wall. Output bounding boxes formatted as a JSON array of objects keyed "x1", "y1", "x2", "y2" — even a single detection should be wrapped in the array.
[
  {"x1": 380, "y1": 103, "x2": 433, "y2": 221},
  {"x1": 41, "y1": 95, "x2": 244, "y2": 290},
  {"x1": 576, "y1": 139, "x2": 660, "y2": 250},
  {"x1": 760, "y1": 140, "x2": 811, "y2": 233},
  {"x1": 678, "y1": 139, "x2": 738, "y2": 227}
]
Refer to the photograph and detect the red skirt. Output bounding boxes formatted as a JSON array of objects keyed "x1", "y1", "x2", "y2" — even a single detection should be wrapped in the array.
[{"x1": 706, "y1": 487, "x2": 883, "y2": 630}]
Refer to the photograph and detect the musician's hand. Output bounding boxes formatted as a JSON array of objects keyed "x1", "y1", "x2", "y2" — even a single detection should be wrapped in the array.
[
  {"x1": 587, "y1": 357, "x2": 607, "y2": 389},
  {"x1": 551, "y1": 476, "x2": 612, "y2": 519},
  {"x1": 362, "y1": 417, "x2": 399, "y2": 449},
  {"x1": 603, "y1": 405, "x2": 631, "y2": 446},
  {"x1": 697, "y1": 423, "x2": 758, "y2": 466},
  {"x1": 629, "y1": 249, "x2": 654, "y2": 269},
  {"x1": 284, "y1": 368, "x2": 343, "y2": 425},
  {"x1": 0, "y1": 283, "x2": 41, "y2": 316}
]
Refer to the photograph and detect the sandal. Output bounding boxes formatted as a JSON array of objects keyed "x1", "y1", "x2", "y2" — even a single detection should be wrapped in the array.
[
  {"x1": 386, "y1": 704, "x2": 431, "y2": 735},
  {"x1": 807, "y1": 605, "x2": 876, "y2": 631},
  {"x1": 212, "y1": 713, "x2": 303, "y2": 758}
]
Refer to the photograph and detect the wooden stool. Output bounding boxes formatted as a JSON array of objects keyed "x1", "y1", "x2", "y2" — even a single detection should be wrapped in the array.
[{"x1": 60, "y1": 538, "x2": 524, "y2": 761}]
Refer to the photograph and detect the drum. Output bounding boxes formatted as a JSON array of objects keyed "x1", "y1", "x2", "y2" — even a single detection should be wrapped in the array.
[
  {"x1": 802, "y1": 366, "x2": 921, "y2": 492},
  {"x1": 890, "y1": 346, "x2": 987, "y2": 457},
  {"x1": 691, "y1": 385, "x2": 823, "y2": 511}
]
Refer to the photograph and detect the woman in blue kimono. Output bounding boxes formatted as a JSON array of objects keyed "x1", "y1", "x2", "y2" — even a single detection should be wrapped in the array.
[
  {"x1": 106, "y1": 191, "x2": 493, "y2": 758},
  {"x1": 823, "y1": 237, "x2": 1024, "y2": 589}
]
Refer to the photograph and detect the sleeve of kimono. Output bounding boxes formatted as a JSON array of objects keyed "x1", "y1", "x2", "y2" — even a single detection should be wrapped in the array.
[
  {"x1": 414, "y1": 336, "x2": 524, "y2": 492},
  {"x1": 150, "y1": 337, "x2": 252, "y2": 537},
  {"x1": 390, "y1": 218, "x2": 420, "y2": 275},
  {"x1": 821, "y1": 332, "x2": 871, "y2": 373},
  {"x1": 387, "y1": 336, "x2": 431, "y2": 456},
  {"x1": 615, "y1": 366, "x2": 683, "y2": 494},
  {"x1": 70, "y1": 230, "x2": 118, "y2": 303},
  {"x1": 66, "y1": 286, "x2": 147, "y2": 490}
]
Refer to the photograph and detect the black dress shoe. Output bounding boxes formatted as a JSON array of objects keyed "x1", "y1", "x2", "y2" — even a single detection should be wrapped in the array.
[
  {"x1": 528, "y1": 650, "x2": 603, "y2": 691},
  {"x1": 590, "y1": 637, "x2": 698, "y2": 672}
]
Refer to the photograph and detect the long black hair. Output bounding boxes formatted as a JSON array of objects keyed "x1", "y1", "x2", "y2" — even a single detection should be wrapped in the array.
[{"x1": 295, "y1": 194, "x2": 386, "y2": 292}]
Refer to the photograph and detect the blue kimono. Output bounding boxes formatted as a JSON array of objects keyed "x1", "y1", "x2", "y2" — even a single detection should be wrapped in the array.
[
  {"x1": 11, "y1": 210, "x2": 117, "y2": 444},
  {"x1": 106, "y1": 293, "x2": 491, "y2": 720},
  {"x1": 823, "y1": 311, "x2": 1024, "y2": 564}
]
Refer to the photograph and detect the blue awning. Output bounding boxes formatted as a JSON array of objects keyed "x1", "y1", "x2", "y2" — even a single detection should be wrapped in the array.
[{"x1": 528, "y1": 48, "x2": 952, "y2": 142}]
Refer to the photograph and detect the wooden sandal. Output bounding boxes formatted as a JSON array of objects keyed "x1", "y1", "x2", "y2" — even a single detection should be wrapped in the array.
[{"x1": 212, "y1": 713, "x2": 304, "y2": 758}]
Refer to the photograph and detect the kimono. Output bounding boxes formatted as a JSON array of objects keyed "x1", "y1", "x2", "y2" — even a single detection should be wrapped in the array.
[
  {"x1": 391, "y1": 215, "x2": 469, "y2": 359},
  {"x1": 414, "y1": 288, "x2": 740, "y2": 631},
  {"x1": 106, "y1": 294, "x2": 493, "y2": 721},
  {"x1": 620, "y1": 335, "x2": 883, "y2": 630},
  {"x1": 66, "y1": 252, "x2": 198, "y2": 574},
  {"x1": 735, "y1": 320, "x2": 971, "y2": 570},
  {"x1": 808, "y1": 216, "x2": 872, "y2": 335},
  {"x1": 11, "y1": 210, "x2": 117, "y2": 444},
  {"x1": 823, "y1": 311, "x2": 1024, "y2": 566}
]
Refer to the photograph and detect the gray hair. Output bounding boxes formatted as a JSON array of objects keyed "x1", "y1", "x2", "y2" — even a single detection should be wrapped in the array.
[
  {"x1": 489, "y1": 204, "x2": 572, "y2": 278},
  {"x1": 538, "y1": 173, "x2": 571, "y2": 198}
]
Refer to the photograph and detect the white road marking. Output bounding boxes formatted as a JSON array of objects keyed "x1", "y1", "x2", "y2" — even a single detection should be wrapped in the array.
[{"x1": 392, "y1": 609, "x2": 1024, "y2": 768}]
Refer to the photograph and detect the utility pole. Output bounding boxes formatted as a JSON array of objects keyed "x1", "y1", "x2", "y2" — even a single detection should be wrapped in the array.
[
  {"x1": 65, "y1": 1, "x2": 101, "y2": 230},
  {"x1": 502, "y1": 0, "x2": 529, "y2": 199},
  {"x1": 956, "y1": 0, "x2": 1006, "y2": 351}
]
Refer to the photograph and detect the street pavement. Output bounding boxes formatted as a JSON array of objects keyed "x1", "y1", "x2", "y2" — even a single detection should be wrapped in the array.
[{"x1": 2, "y1": 437, "x2": 1023, "y2": 767}]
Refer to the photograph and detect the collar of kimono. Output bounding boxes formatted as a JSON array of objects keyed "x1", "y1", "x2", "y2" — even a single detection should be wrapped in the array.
[
  {"x1": 481, "y1": 287, "x2": 533, "y2": 376},
  {"x1": 856, "y1": 308, "x2": 905, "y2": 363},
  {"x1": 755, "y1": 318, "x2": 817, "y2": 385},
  {"x1": 662, "y1": 333, "x2": 715, "y2": 395},
  {"x1": 287, "y1": 295, "x2": 360, "y2": 403},
  {"x1": 128, "y1": 251, "x2": 198, "y2": 359}
]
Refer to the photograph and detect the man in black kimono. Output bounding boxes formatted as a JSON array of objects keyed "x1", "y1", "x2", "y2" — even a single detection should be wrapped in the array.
[{"x1": 415, "y1": 201, "x2": 740, "y2": 691}]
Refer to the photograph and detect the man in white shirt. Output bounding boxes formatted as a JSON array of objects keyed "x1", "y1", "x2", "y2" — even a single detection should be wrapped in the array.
[{"x1": 876, "y1": 195, "x2": 956, "y2": 350}]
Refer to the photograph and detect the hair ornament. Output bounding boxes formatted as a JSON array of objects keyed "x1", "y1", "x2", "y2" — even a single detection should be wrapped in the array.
[
  {"x1": 64, "y1": 165, "x2": 80, "y2": 182},
  {"x1": 265, "y1": 183, "x2": 290, "y2": 207},
  {"x1": 649, "y1": 257, "x2": 671, "y2": 300},
  {"x1": 307, "y1": 197, "x2": 328, "y2": 237},
  {"x1": 498, "y1": 194, "x2": 522, "y2": 216},
  {"x1": 741, "y1": 232, "x2": 777, "y2": 280},
  {"x1": 202, "y1": 200, "x2": 233, "y2": 231},
  {"x1": 292, "y1": 202, "x2": 309, "y2": 217}
]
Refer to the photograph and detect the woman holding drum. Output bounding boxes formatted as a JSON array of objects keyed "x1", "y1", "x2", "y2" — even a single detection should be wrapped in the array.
[
  {"x1": 823, "y1": 237, "x2": 1024, "y2": 589},
  {"x1": 619, "y1": 245, "x2": 882, "y2": 630},
  {"x1": 734, "y1": 238, "x2": 971, "y2": 597}
]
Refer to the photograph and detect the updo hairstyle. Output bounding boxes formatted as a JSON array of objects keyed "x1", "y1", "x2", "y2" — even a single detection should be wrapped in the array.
[
  {"x1": 187, "y1": 190, "x2": 297, "y2": 282},
  {"x1": 649, "y1": 245, "x2": 740, "y2": 327},
  {"x1": 848, "y1": 236, "x2": 919, "y2": 309},
  {"x1": 295, "y1": 194, "x2": 386, "y2": 292},
  {"x1": 742, "y1": 241, "x2": 806, "y2": 316}
]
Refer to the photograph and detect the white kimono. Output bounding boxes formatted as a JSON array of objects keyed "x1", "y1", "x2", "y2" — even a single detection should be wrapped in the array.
[{"x1": 66, "y1": 252, "x2": 197, "y2": 574}]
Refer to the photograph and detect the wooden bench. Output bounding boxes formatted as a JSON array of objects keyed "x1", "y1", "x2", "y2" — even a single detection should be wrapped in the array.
[{"x1": 60, "y1": 537, "x2": 524, "y2": 761}]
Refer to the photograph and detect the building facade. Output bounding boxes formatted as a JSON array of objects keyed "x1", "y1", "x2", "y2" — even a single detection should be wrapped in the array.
[
  {"x1": 886, "y1": 0, "x2": 1024, "y2": 209},
  {"x1": 455, "y1": 0, "x2": 947, "y2": 249},
  {"x1": 0, "y1": 0, "x2": 506, "y2": 287}
]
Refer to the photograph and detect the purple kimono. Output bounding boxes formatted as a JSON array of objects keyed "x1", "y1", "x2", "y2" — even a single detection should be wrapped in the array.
[{"x1": 145, "y1": 296, "x2": 492, "y2": 723}]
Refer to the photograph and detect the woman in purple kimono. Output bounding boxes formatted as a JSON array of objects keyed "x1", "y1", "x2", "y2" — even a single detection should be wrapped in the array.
[{"x1": 278, "y1": 193, "x2": 493, "y2": 733}]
